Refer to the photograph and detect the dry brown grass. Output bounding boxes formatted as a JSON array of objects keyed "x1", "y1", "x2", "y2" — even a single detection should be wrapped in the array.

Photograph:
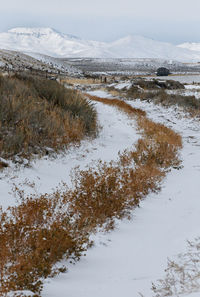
[
  {"x1": 86, "y1": 94, "x2": 146, "y2": 116},
  {"x1": 0, "y1": 193, "x2": 89, "y2": 295},
  {"x1": 0, "y1": 94, "x2": 182, "y2": 296},
  {"x1": 0, "y1": 74, "x2": 97, "y2": 160},
  {"x1": 61, "y1": 77, "x2": 101, "y2": 85}
]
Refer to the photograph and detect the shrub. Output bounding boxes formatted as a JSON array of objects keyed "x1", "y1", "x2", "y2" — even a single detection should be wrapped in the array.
[
  {"x1": 0, "y1": 74, "x2": 97, "y2": 160},
  {"x1": 127, "y1": 79, "x2": 184, "y2": 91},
  {"x1": 127, "y1": 87, "x2": 200, "y2": 113},
  {"x1": 13, "y1": 73, "x2": 97, "y2": 133}
]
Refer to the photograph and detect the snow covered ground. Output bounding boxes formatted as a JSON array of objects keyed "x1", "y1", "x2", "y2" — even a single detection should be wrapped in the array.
[
  {"x1": 185, "y1": 84, "x2": 200, "y2": 90},
  {"x1": 1, "y1": 84, "x2": 200, "y2": 297},
  {"x1": 40, "y1": 95, "x2": 200, "y2": 297},
  {"x1": 146, "y1": 74, "x2": 200, "y2": 84},
  {"x1": 0, "y1": 48, "x2": 81, "y2": 76},
  {"x1": 183, "y1": 84, "x2": 200, "y2": 99},
  {"x1": 64, "y1": 58, "x2": 200, "y2": 76}
]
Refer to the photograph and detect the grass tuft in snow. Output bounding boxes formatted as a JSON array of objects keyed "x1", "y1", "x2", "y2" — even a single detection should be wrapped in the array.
[{"x1": 152, "y1": 238, "x2": 200, "y2": 297}]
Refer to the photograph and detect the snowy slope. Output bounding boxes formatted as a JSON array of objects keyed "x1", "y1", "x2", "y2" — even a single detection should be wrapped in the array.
[
  {"x1": 109, "y1": 35, "x2": 200, "y2": 61},
  {"x1": 1, "y1": 27, "x2": 200, "y2": 61},
  {"x1": 0, "y1": 27, "x2": 113, "y2": 58},
  {"x1": 0, "y1": 48, "x2": 81, "y2": 75},
  {"x1": 178, "y1": 42, "x2": 200, "y2": 52}
]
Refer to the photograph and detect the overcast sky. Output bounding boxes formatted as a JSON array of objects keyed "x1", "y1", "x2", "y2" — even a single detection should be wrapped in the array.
[{"x1": 1, "y1": 0, "x2": 200, "y2": 43}]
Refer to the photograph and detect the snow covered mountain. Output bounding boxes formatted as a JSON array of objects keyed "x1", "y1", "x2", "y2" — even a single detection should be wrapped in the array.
[
  {"x1": 178, "y1": 42, "x2": 200, "y2": 52},
  {"x1": 0, "y1": 27, "x2": 200, "y2": 62},
  {"x1": 0, "y1": 27, "x2": 112, "y2": 58},
  {"x1": 109, "y1": 35, "x2": 200, "y2": 61}
]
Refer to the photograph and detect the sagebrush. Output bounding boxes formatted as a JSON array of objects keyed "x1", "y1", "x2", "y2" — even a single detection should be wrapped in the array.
[{"x1": 0, "y1": 74, "x2": 97, "y2": 160}]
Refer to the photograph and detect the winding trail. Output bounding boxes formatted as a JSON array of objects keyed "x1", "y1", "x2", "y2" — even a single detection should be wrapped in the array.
[
  {"x1": 0, "y1": 100, "x2": 138, "y2": 208},
  {"x1": 42, "y1": 99, "x2": 200, "y2": 297}
]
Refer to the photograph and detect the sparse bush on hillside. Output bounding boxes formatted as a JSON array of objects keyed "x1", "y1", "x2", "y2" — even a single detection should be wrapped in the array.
[
  {"x1": 155, "y1": 91, "x2": 200, "y2": 110},
  {"x1": 13, "y1": 73, "x2": 97, "y2": 133},
  {"x1": 107, "y1": 78, "x2": 199, "y2": 114},
  {"x1": 127, "y1": 87, "x2": 200, "y2": 113},
  {"x1": 132, "y1": 79, "x2": 185, "y2": 90},
  {"x1": 0, "y1": 74, "x2": 97, "y2": 160}
]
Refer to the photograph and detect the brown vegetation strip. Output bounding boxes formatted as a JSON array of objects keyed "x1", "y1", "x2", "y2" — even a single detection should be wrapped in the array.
[
  {"x1": 0, "y1": 94, "x2": 182, "y2": 296},
  {"x1": 86, "y1": 94, "x2": 146, "y2": 116}
]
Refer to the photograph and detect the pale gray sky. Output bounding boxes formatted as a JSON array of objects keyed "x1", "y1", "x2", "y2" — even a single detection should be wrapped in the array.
[{"x1": 1, "y1": 0, "x2": 200, "y2": 43}]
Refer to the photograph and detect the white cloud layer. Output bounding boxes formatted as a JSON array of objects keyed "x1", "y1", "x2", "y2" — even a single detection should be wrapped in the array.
[{"x1": 1, "y1": 0, "x2": 200, "y2": 43}]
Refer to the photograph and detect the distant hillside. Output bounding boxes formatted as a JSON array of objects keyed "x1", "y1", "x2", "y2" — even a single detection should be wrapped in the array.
[
  {"x1": 0, "y1": 48, "x2": 82, "y2": 76},
  {"x1": 178, "y1": 42, "x2": 200, "y2": 52},
  {"x1": 0, "y1": 27, "x2": 200, "y2": 62}
]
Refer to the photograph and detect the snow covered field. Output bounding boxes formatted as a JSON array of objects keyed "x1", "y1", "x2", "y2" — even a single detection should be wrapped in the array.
[
  {"x1": 154, "y1": 74, "x2": 200, "y2": 84},
  {"x1": 39, "y1": 96, "x2": 200, "y2": 297}
]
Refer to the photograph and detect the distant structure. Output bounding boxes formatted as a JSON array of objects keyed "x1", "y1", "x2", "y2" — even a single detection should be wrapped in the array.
[{"x1": 156, "y1": 67, "x2": 170, "y2": 76}]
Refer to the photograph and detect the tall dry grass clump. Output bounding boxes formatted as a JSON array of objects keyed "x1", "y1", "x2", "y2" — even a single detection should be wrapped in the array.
[
  {"x1": 0, "y1": 94, "x2": 182, "y2": 296},
  {"x1": 0, "y1": 74, "x2": 97, "y2": 160},
  {"x1": 14, "y1": 74, "x2": 97, "y2": 134}
]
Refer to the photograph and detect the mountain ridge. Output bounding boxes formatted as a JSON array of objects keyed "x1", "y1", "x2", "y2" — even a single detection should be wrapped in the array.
[
  {"x1": 0, "y1": 27, "x2": 200, "y2": 62},
  {"x1": 7, "y1": 27, "x2": 80, "y2": 40},
  {"x1": 178, "y1": 42, "x2": 200, "y2": 52}
]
